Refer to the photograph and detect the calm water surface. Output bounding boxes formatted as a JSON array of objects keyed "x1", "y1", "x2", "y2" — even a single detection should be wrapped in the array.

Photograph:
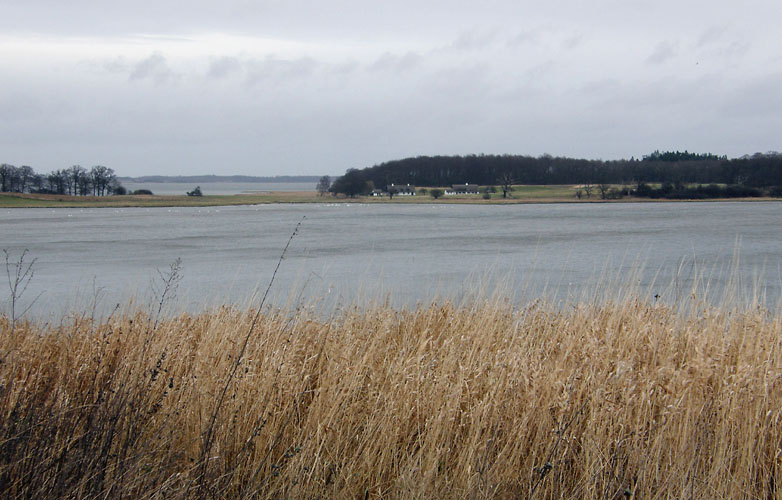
[
  {"x1": 121, "y1": 181, "x2": 314, "y2": 195},
  {"x1": 1, "y1": 202, "x2": 781, "y2": 318}
]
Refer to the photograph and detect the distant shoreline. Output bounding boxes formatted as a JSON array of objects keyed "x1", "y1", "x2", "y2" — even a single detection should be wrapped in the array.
[
  {"x1": 2, "y1": 190, "x2": 780, "y2": 209},
  {"x1": 117, "y1": 174, "x2": 324, "y2": 184}
]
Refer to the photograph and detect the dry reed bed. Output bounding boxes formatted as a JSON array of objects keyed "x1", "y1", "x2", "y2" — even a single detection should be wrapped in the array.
[{"x1": 1, "y1": 299, "x2": 781, "y2": 499}]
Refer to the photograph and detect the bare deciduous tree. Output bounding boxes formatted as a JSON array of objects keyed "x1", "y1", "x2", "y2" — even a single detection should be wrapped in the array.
[
  {"x1": 0, "y1": 164, "x2": 17, "y2": 192},
  {"x1": 90, "y1": 165, "x2": 116, "y2": 196},
  {"x1": 316, "y1": 175, "x2": 331, "y2": 196},
  {"x1": 500, "y1": 172, "x2": 514, "y2": 198}
]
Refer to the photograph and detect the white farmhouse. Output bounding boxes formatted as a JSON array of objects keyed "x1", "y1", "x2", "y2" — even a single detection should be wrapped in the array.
[{"x1": 445, "y1": 184, "x2": 480, "y2": 195}]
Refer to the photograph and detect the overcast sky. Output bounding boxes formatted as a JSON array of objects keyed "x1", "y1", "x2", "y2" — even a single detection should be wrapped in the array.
[{"x1": 1, "y1": 1, "x2": 781, "y2": 176}]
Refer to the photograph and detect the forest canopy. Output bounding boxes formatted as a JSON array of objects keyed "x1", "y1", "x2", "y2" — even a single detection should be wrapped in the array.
[{"x1": 329, "y1": 151, "x2": 782, "y2": 196}]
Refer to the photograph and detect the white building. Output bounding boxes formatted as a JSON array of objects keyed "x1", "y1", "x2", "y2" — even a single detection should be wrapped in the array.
[
  {"x1": 388, "y1": 183, "x2": 416, "y2": 196},
  {"x1": 444, "y1": 184, "x2": 480, "y2": 195}
]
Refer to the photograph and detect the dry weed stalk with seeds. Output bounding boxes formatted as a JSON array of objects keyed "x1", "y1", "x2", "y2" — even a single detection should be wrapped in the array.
[{"x1": 1, "y1": 290, "x2": 781, "y2": 499}]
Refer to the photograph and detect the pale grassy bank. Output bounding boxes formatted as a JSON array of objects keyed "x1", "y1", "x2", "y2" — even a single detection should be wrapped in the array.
[
  {"x1": 0, "y1": 188, "x2": 583, "y2": 208},
  {"x1": 1, "y1": 297, "x2": 781, "y2": 499},
  {"x1": 0, "y1": 191, "x2": 324, "y2": 208},
  {"x1": 3, "y1": 188, "x2": 779, "y2": 208}
]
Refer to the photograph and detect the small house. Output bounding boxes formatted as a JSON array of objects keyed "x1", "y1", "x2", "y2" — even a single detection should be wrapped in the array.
[
  {"x1": 445, "y1": 184, "x2": 480, "y2": 195},
  {"x1": 388, "y1": 183, "x2": 416, "y2": 196}
]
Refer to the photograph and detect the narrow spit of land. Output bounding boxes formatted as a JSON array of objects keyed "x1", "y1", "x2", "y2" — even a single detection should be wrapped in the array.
[
  {"x1": 1, "y1": 186, "x2": 778, "y2": 208},
  {"x1": 1, "y1": 297, "x2": 780, "y2": 499}
]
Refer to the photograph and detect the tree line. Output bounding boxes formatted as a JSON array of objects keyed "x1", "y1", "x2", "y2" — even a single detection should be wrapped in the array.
[
  {"x1": 329, "y1": 151, "x2": 782, "y2": 196},
  {"x1": 0, "y1": 164, "x2": 124, "y2": 196}
]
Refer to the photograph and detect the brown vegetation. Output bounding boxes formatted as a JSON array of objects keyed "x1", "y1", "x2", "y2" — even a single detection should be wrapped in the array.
[
  {"x1": 0, "y1": 192, "x2": 322, "y2": 208},
  {"x1": 1, "y1": 297, "x2": 781, "y2": 499}
]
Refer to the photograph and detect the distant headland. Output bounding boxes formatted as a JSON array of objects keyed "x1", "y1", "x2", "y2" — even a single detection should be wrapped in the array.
[{"x1": 117, "y1": 174, "x2": 322, "y2": 183}]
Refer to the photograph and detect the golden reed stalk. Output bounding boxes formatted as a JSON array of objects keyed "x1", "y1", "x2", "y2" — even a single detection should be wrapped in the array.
[{"x1": 1, "y1": 296, "x2": 780, "y2": 499}]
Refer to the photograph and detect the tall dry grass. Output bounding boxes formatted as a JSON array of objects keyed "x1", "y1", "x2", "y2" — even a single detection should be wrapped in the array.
[{"x1": 1, "y1": 295, "x2": 781, "y2": 499}]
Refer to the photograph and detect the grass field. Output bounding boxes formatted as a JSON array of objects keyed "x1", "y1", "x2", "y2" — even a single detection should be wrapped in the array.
[
  {"x1": 0, "y1": 187, "x2": 584, "y2": 208},
  {"x1": 2, "y1": 185, "x2": 778, "y2": 208},
  {"x1": 2, "y1": 291, "x2": 780, "y2": 499},
  {"x1": 0, "y1": 191, "x2": 325, "y2": 208}
]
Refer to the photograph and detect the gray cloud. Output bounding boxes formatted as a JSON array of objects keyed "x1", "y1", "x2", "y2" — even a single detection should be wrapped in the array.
[
  {"x1": 96, "y1": 57, "x2": 131, "y2": 75},
  {"x1": 699, "y1": 39, "x2": 751, "y2": 65},
  {"x1": 2, "y1": 0, "x2": 782, "y2": 175},
  {"x1": 562, "y1": 33, "x2": 585, "y2": 50},
  {"x1": 696, "y1": 25, "x2": 728, "y2": 47},
  {"x1": 369, "y1": 52, "x2": 423, "y2": 73},
  {"x1": 446, "y1": 29, "x2": 498, "y2": 52},
  {"x1": 646, "y1": 41, "x2": 678, "y2": 65},
  {"x1": 244, "y1": 56, "x2": 319, "y2": 85},
  {"x1": 718, "y1": 73, "x2": 782, "y2": 119},
  {"x1": 507, "y1": 30, "x2": 540, "y2": 47},
  {"x1": 331, "y1": 59, "x2": 360, "y2": 76},
  {"x1": 129, "y1": 52, "x2": 175, "y2": 83},
  {"x1": 207, "y1": 56, "x2": 242, "y2": 79}
]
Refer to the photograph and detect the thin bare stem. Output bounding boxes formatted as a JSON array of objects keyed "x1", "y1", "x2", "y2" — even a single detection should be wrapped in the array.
[
  {"x1": 197, "y1": 216, "x2": 304, "y2": 495},
  {"x1": 3, "y1": 248, "x2": 39, "y2": 335}
]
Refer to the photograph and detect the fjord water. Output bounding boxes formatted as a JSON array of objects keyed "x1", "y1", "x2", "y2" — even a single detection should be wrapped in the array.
[
  {"x1": 120, "y1": 181, "x2": 314, "y2": 195},
  {"x1": 2, "y1": 202, "x2": 781, "y2": 318}
]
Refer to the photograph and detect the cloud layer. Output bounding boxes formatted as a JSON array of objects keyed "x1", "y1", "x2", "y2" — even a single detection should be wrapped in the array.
[{"x1": 1, "y1": 1, "x2": 780, "y2": 175}]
